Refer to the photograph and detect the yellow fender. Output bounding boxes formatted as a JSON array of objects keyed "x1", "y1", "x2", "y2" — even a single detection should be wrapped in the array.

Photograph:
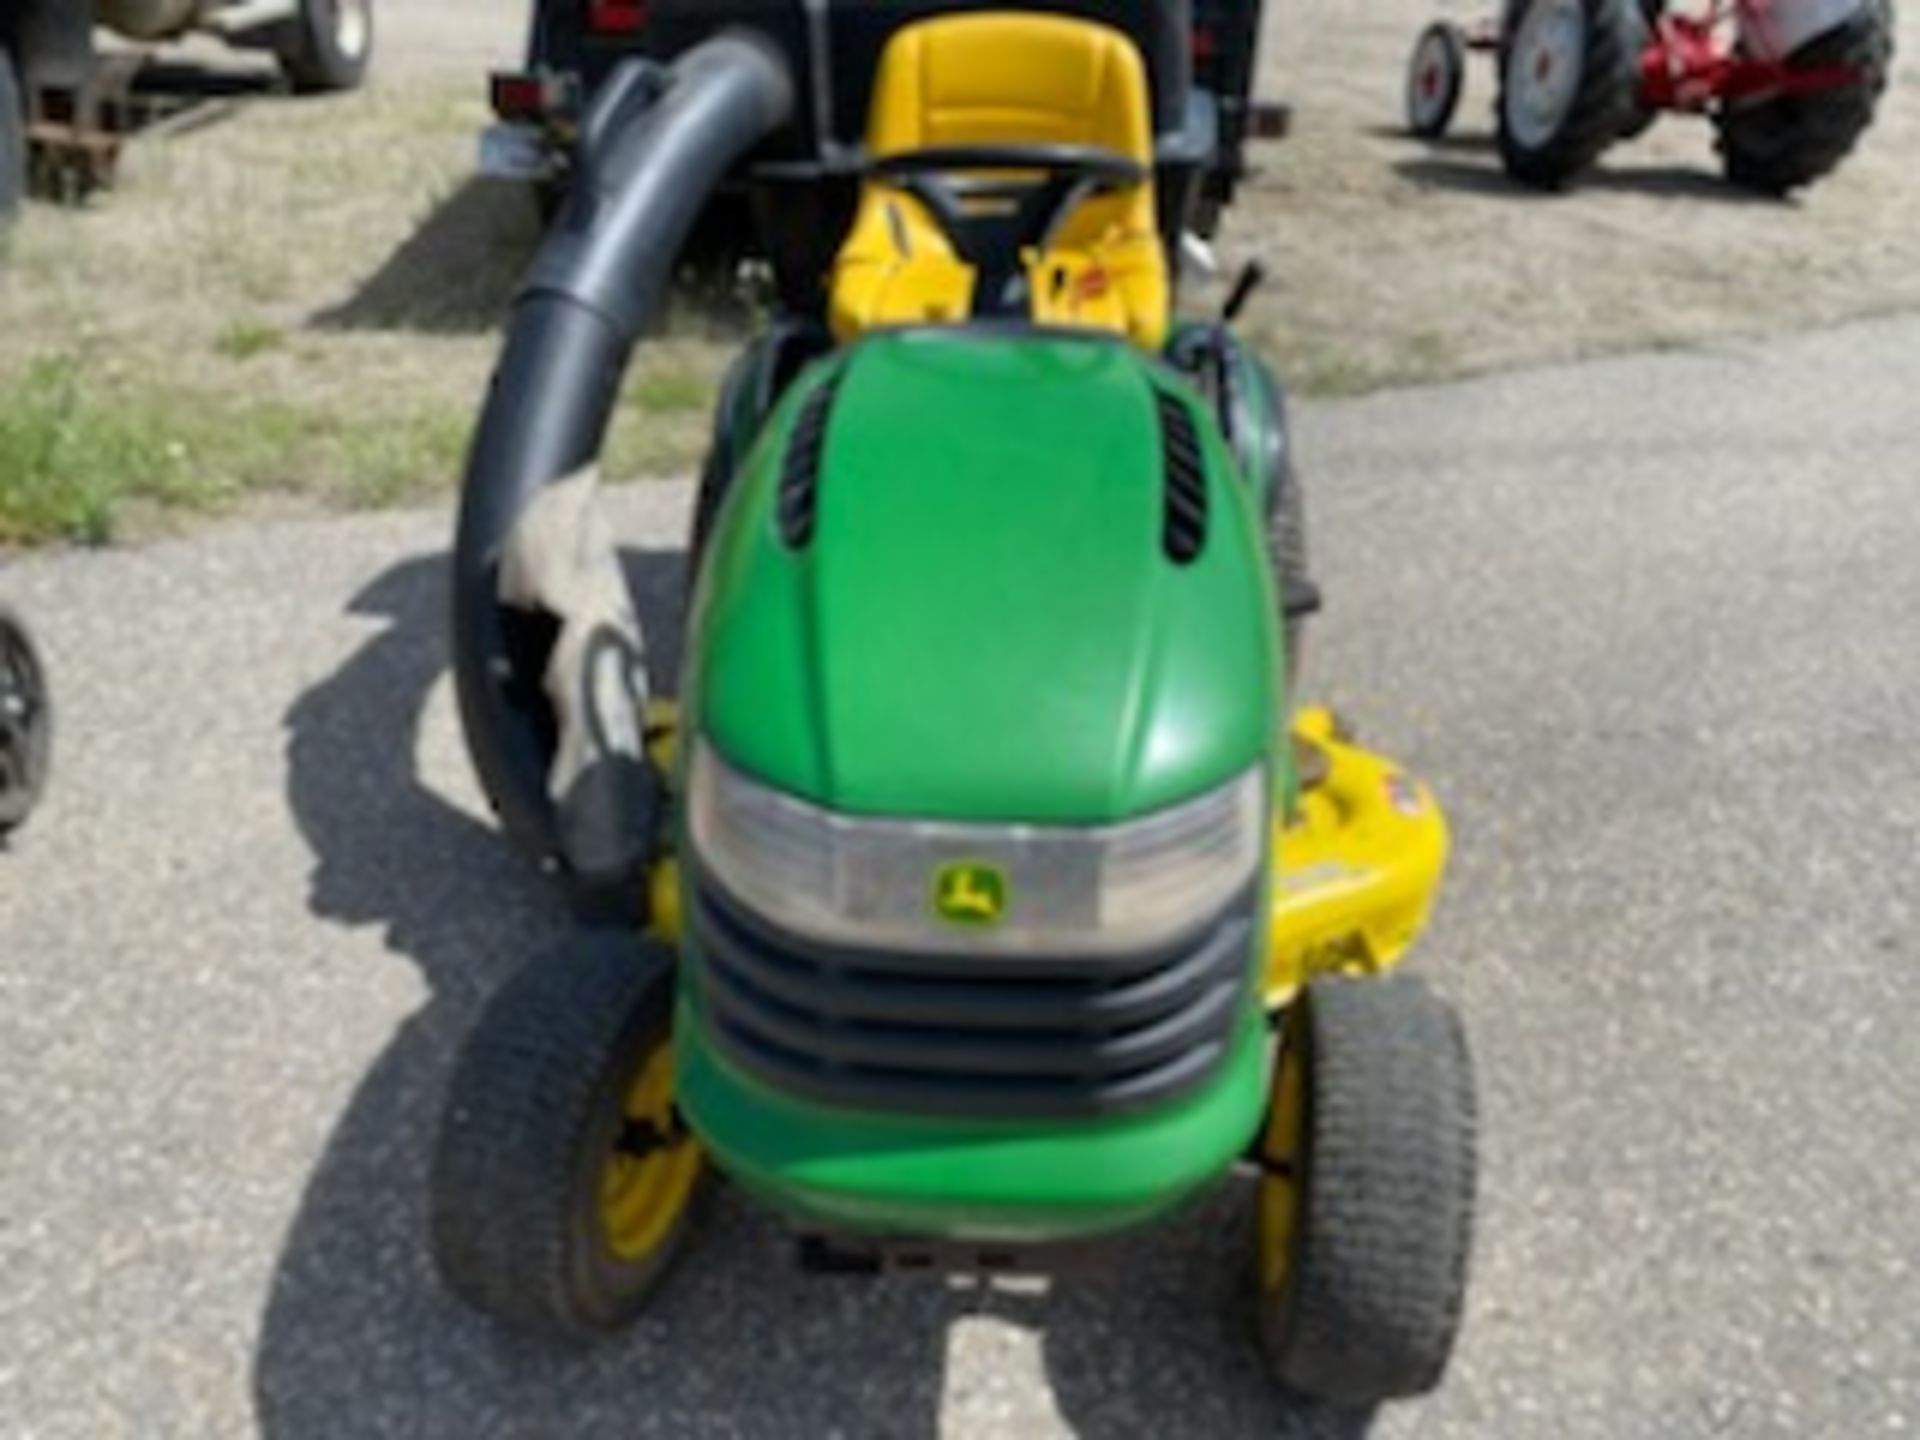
[{"x1": 1265, "y1": 707, "x2": 1450, "y2": 1009}]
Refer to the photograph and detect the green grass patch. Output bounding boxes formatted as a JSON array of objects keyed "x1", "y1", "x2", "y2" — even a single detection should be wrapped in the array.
[
  {"x1": 625, "y1": 369, "x2": 713, "y2": 415},
  {"x1": 214, "y1": 321, "x2": 288, "y2": 362},
  {"x1": 0, "y1": 356, "x2": 474, "y2": 545},
  {"x1": 0, "y1": 358, "x2": 235, "y2": 544}
]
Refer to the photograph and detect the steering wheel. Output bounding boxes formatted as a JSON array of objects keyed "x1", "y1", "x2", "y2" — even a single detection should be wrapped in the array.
[{"x1": 867, "y1": 144, "x2": 1147, "y2": 278}]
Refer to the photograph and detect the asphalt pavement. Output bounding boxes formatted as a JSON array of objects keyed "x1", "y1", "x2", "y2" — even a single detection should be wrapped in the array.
[{"x1": 3, "y1": 314, "x2": 1917, "y2": 1438}]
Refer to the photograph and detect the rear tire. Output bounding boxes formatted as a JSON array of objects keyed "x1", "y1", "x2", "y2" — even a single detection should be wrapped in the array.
[
  {"x1": 430, "y1": 931, "x2": 705, "y2": 1337},
  {"x1": 1716, "y1": 0, "x2": 1893, "y2": 195},
  {"x1": 0, "y1": 608, "x2": 51, "y2": 834},
  {"x1": 1497, "y1": 0, "x2": 1644, "y2": 187},
  {"x1": 1406, "y1": 23, "x2": 1468, "y2": 137},
  {"x1": 1268, "y1": 465, "x2": 1310, "y2": 696},
  {"x1": 0, "y1": 48, "x2": 25, "y2": 224},
  {"x1": 1257, "y1": 977, "x2": 1478, "y2": 1406},
  {"x1": 274, "y1": 0, "x2": 373, "y2": 94}
]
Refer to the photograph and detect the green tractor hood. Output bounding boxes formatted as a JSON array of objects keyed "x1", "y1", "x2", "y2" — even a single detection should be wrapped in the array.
[{"x1": 688, "y1": 330, "x2": 1278, "y2": 823}]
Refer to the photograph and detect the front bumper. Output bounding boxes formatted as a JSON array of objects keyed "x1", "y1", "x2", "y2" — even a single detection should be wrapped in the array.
[{"x1": 675, "y1": 998, "x2": 1270, "y2": 1241}]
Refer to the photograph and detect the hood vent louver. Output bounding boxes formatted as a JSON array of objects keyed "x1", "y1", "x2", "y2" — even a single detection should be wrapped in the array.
[
  {"x1": 1156, "y1": 389, "x2": 1207, "y2": 564},
  {"x1": 778, "y1": 379, "x2": 840, "y2": 548}
]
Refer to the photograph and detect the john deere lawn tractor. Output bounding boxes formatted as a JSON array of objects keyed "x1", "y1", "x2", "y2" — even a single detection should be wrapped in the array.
[{"x1": 436, "y1": 4, "x2": 1477, "y2": 1411}]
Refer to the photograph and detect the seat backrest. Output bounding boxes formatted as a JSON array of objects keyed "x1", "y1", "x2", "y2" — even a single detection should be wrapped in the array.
[{"x1": 865, "y1": 12, "x2": 1157, "y2": 249}]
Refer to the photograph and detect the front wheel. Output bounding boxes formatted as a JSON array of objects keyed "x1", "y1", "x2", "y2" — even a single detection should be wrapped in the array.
[
  {"x1": 1716, "y1": 0, "x2": 1894, "y2": 195},
  {"x1": 1497, "y1": 0, "x2": 1644, "y2": 187},
  {"x1": 1256, "y1": 976, "x2": 1478, "y2": 1406},
  {"x1": 1406, "y1": 23, "x2": 1469, "y2": 137},
  {"x1": 274, "y1": 0, "x2": 373, "y2": 94},
  {"x1": 430, "y1": 932, "x2": 707, "y2": 1336}
]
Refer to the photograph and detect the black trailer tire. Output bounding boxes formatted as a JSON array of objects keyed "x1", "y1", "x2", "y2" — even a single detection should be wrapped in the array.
[
  {"x1": 1406, "y1": 23, "x2": 1469, "y2": 137},
  {"x1": 1497, "y1": 0, "x2": 1644, "y2": 187},
  {"x1": 1716, "y1": 0, "x2": 1893, "y2": 195},
  {"x1": 430, "y1": 931, "x2": 706, "y2": 1337},
  {"x1": 1258, "y1": 976, "x2": 1478, "y2": 1406},
  {"x1": 0, "y1": 608, "x2": 52, "y2": 834},
  {"x1": 275, "y1": 0, "x2": 373, "y2": 94},
  {"x1": 0, "y1": 47, "x2": 24, "y2": 223}
]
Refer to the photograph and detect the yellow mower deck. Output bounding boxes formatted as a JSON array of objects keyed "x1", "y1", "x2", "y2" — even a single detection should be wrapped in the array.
[
  {"x1": 644, "y1": 702, "x2": 1446, "y2": 1014},
  {"x1": 1265, "y1": 706, "x2": 1449, "y2": 1007}
]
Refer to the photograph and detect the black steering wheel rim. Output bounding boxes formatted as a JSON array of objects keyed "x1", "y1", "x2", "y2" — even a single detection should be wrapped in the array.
[{"x1": 864, "y1": 143, "x2": 1147, "y2": 283}]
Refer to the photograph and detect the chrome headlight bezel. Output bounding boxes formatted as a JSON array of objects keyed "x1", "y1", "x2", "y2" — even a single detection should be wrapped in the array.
[{"x1": 686, "y1": 739, "x2": 1265, "y2": 958}]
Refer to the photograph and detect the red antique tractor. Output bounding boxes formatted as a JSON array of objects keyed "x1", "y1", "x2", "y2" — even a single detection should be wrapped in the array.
[{"x1": 1403, "y1": 0, "x2": 1894, "y2": 192}]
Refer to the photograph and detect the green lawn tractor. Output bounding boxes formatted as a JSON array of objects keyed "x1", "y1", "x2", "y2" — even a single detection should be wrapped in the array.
[{"x1": 436, "y1": 4, "x2": 1477, "y2": 1412}]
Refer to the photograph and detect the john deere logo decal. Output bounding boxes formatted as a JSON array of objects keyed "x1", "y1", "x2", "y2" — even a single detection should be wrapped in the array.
[{"x1": 932, "y1": 861, "x2": 1009, "y2": 927}]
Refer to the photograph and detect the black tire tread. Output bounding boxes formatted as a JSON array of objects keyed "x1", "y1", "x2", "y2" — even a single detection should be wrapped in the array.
[
  {"x1": 429, "y1": 933, "x2": 697, "y2": 1336},
  {"x1": 1263, "y1": 976, "x2": 1479, "y2": 1405},
  {"x1": 1498, "y1": 0, "x2": 1645, "y2": 187},
  {"x1": 1267, "y1": 464, "x2": 1309, "y2": 695},
  {"x1": 1716, "y1": 1, "x2": 1893, "y2": 194},
  {"x1": 0, "y1": 607, "x2": 51, "y2": 834},
  {"x1": 276, "y1": 0, "x2": 372, "y2": 94},
  {"x1": 0, "y1": 47, "x2": 25, "y2": 223}
]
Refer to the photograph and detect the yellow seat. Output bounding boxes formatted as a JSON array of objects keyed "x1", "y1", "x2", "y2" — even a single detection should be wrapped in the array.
[{"x1": 829, "y1": 13, "x2": 1170, "y2": 349}]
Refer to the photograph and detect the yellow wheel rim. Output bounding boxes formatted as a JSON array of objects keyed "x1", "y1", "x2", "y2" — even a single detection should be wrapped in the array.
[
  {"x1": 1257, "y1": 1028, "x2": 1307, "y2": 1294},
  {"x1": 598, "y1": 1043, "x2": 703, "y2": 1263}
]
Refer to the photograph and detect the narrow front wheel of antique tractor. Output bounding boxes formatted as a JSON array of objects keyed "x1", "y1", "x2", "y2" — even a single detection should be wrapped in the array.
[
  {"x1": 1497, "y1": 0, "x2": 1644, "y2": 186},
  {"x1": 274, "y1": 0, "x2": 374, "y2": 94},
  {"x1": 1406, "y1": 22, "x2": 1469, "y2": 138},
  {"x1": 1255, "y1": 976, "x2": 1478, "y2": 1407},
  {"x1": 430, "y1": 931, "x2": 706, "y2": 1336},
  {"x1": 0, "y1": 609, "x2": 52, "y2": 835},
  {"x1": 1716, "y1": 0, "x2": 1894, "y2": 195}
]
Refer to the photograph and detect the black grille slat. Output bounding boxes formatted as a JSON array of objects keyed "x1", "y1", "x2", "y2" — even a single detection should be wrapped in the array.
[
  {"x1": 690, "y1": 877, "x2": 1253, "y2": 1118},
  {"x1": 1157, "y1": 389, "x2": 1208, "y2": 563},
  {"x1": 705, "y1": 957, "x2": 1242, "y2": 1080},
  {"x1": 697, "y1": 886, "x2": 1233, "y2": 1034},
  {"x1": 708, "y1": 1021, "x2": 1233, "y2": 1120},
  {"x1": 778, "y1": 380, "x2": 839, "y2": 547}
]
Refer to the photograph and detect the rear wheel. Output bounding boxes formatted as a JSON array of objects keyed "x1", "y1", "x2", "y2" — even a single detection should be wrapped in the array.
[
  {"x1": 1497, "y1": 0, "x2": 1644, "y2": 186},
  {"x1": 1406, "y1": 23, "x2": 1469, "y2": 137},
  {"x1": 1257, "y1": 976, "x2": 1478, "y2": 1406},
  {"x1": 274, "y1": 0, "x2": 373, "y2": 94},
  {"x1": 1268, "y1": 464, "x2": 1311, "y2": 696},
  {"x1": 430, "y1": 931, "x2": 706, "y2": 1336},
  {"x1": 0, "y1": 609, "x2": 51, "y2": 834},
  {"x1": 0, "y1": 47, "x2": 25, "y2": 223},
  {"x1": 1716, "y1": 0, "x2": 1893, "y2": 195}
]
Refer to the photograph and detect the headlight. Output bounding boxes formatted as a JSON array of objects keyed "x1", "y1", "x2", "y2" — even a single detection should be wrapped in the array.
[{"x1": 687, "y1": 740, "x2": 1265, "y2": 957}]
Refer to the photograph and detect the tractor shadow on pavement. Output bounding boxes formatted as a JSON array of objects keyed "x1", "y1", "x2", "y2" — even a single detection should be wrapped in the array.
[
  {"x1": 1392, "y1": 151, "x2": 1786, "y2": 204},
  {"x1": 253, "y1": 550, "x2": 1372, "y2": 1440}
]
